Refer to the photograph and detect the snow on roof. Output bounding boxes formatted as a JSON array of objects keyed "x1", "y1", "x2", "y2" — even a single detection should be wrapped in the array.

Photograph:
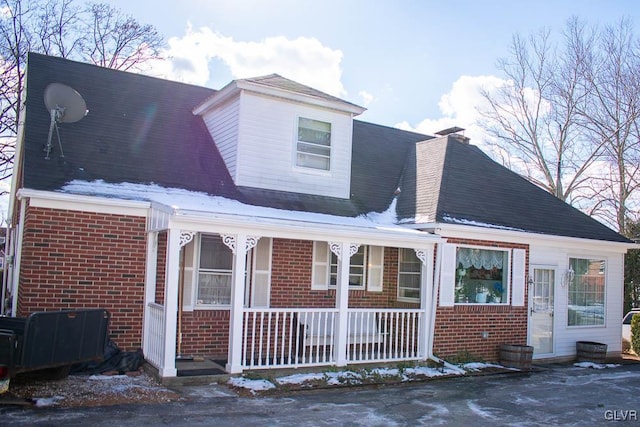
[{"x1": 61, "y1": 180, "x2": 420, "y2": 234}]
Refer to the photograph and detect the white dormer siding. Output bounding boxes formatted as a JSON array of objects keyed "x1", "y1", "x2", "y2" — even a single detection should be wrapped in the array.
[{"x1": 195, "y1": 76, "x2": 365, "y2": 199}]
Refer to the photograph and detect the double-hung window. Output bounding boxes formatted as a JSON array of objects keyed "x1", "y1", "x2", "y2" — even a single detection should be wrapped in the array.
[
  {"x1": 312, "y1": 242, "x2": 383, "y2": 291},
  {"x1": 398, "y1": 248, "x2": 422, "y2": 302},
  {"x1": 567, "y1": 258, "x2": 606, "y2": 326},
  {"x1": 196, "y1": 235, "x2": 233, "y2": 306},
  {"x1": 296, "y1": 117, "x2": 331, "y2": 171},
  {"x1": 330, "y1": 245, "x2": 367, "y2": 289}
]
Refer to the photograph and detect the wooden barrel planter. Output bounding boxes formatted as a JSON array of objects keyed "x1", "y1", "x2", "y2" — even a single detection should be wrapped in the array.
[
  {"x1": 576, "y1": 341, "x2": 608, "y2": 363},
  {"x1": 499, "y1": 344, "x2": 534, "y2": 370}
]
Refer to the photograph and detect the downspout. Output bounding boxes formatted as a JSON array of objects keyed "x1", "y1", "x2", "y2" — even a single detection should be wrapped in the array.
[
  {"x1": 10, "y1": 198, "x2": 27, "y2": 317},
  {"x1": 427, "y1": 241, "x2": 464, "y2": 374},
  {"x1": 0, "y1": 227, "x2": 9, "y2": 315}
]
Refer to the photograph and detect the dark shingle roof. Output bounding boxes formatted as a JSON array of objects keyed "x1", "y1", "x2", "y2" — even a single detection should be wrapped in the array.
[
  {"x1": 21, "y1": 53, "x2": 630, "y2": 243},
  {"x1": 241, "y1": 74, "x2": 363, "y2": 111},
  {"x1": 22, "y1": 53, "x2": 239, "y2": 198},
  {"x1": 397, "y1": 135, "x2": 631, "y2": 243}
]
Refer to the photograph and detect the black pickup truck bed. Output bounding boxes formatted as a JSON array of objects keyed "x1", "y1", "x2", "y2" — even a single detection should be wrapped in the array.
[{"x1": 0, "y1": 309, "x2": 110, "y2": 385}]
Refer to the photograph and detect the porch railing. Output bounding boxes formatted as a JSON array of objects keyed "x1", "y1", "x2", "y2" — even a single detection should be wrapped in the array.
[
  {"x1": 241, "y1": 307, "x2": 424, "y2": 370},
  {"x1": 145, "y1": 302, "x2": 165, "y2": 369}
]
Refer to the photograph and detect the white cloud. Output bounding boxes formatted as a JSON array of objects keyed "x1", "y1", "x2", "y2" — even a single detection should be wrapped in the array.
[
  {"x1": 394, "y1": 75, "x2": 508, "y2": 146},
  {"x1": 144, "y1": 25, "x2": 346, "y2": 98},
  {"x1": 358, "y1": 90, "x2": 374, "y2": 107}
]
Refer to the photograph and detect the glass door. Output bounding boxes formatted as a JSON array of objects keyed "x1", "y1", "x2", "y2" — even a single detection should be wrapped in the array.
[{"x1": 529, "y1": 268, "x2": 555, "y2": 355}]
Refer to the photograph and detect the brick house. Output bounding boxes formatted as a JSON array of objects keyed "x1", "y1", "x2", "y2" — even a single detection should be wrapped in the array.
[{"x1": 2, "y1": 53, "x2": 634, "y2": 378}]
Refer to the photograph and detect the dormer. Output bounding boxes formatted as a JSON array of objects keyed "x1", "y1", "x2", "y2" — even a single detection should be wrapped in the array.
[{"x1": 193, "y1": 75, "x2": 366, "y2": 199}]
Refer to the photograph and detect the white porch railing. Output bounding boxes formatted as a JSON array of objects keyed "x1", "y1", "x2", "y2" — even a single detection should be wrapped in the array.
[
  {"x1": 241, "y1": 308, "x2": 425, "y2": 370},
  {"x1": 145, "y1": 302, "x2": 165, "y2": 369}
]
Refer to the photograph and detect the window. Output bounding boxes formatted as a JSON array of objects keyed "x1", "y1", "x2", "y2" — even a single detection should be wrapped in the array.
[
  {"x1": 330, "y1": 246, "x2": 366, "y2": 289},
  {"x1": 568, "y1": 258, "x2": 606, "y2": 326},
  {"x1": 296, "y1": 117, "x2": 331, "y2": 170},
  {"x1": 454, "y1": 247, "x2": 508, "y2": 304},
  {"x1": 311, "y1": 242, "x2": 383, "y2": 291},
  {"x1": 197, "y1": 235, "x2": 233, "y2": 306},
  {"x1": 398, "y1": 248, "x2": 421, "y2": 302}
]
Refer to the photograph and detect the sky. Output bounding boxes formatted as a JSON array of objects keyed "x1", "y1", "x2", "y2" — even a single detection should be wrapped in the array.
[
  {"x1": 100, "y1": 0, "x2": 640, "y2": 141},
  {"x1": 2, "y1": 0, "x2": 639, "y2": 223}
]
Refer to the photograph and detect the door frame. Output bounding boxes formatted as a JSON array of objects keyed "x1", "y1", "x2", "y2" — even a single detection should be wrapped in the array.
[{"x1": 527, "y1": 264, "x2": 557, "y2": 358}]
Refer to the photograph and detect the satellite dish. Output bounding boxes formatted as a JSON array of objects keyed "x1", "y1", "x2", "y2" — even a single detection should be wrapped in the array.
[{"x1": 43, "y1": 83, "x2": 88, "y2": 159}]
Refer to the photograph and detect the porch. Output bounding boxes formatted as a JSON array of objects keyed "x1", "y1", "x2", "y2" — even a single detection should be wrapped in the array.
[
  {"x1": 145, "y1": 303, "x2": 428, "y2": 374},
  {"x1": 140, "y1": 205, "x2": 443, "y2": 377}
]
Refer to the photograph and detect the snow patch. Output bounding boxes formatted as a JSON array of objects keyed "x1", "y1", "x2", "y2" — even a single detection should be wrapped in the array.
[
  {"x1": 276, "y1": 372, "x2": 326, "y2": 385},
  {"x1": 89, "y1": 374, "x2": 129, "y2": 380},
  {"x1": 403, "y1": 366, "x2": 459, "y2": 378},
  {"x1": 34, "y1": 395, "x2": 65, "y2": 407},
  {"x1": 441, "y1": 215, "x2": 526, "y2": 232},
  {"x1": 61, "y1": 181, "x2": 420, "y2": 234},
  {"x1": 228, "y1": 377, "x2": 276, "y2": 394},
  {"x1": 574, "y1": 362, "x2": 621, "y2": 369},
  {"x1": 462, "y1": 362, "x2": 505, "y2": 371}
]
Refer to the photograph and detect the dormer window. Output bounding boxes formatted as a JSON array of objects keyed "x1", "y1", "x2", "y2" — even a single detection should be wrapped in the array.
[{"x1": 296, "y1": 117, "x2": 331, "y2": 171}]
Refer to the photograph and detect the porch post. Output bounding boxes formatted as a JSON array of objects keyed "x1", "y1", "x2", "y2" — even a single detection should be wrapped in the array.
[
  {"x1": 331, "y1": 241, "x2": 356, "y2": 367},
  {"x1": 415, "y1": 247, "x2": 433, "y2": 360},
  {"x1": 160, "y1": 228, "x2": 180, "y2": 377},
  {"x1": 226, "y1": 234, "x2": 254, "y2": 374},
  {"x1": 142, "y1": 232, "x2": 158, "y2": 355}
]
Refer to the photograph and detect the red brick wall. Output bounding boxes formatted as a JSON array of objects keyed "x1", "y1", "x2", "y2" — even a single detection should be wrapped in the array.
[
  {"x1": 155, "y1": 232, "x2": 167, "y2": 305},
  {"x1": 432, "y1": 238, "x2": 529, "y2": 361},
  {"x1": 178, "y1": 310, "x2": 230, "y2": 358},
  {"x1": 269, "y1": 239, "x2": 419, "y2": 309},
  {"x1": 18, "y1": 204, "x2": 147, "y2": 351}
]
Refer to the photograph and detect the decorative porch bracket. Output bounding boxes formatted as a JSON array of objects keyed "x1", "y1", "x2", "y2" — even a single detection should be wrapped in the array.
[
  {"x1": 414, "y1": 248, "x2": 428, "y2": 265},
  {"x1": 220, "y1": 234, "x2": 261, "y2": 254},
  {"x1": 179, "y1": 231, "x2": 195, "y2": 248},
  {"x1": 328, "y1": 242, "x2": 360, "y2": 259}
]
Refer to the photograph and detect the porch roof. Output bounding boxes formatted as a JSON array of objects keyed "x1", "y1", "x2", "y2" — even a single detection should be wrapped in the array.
[{"x1": 59, "y1": 180, "x2": 443, "y2": 248}]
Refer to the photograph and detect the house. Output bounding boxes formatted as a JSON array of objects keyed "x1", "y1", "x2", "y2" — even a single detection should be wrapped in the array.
[{"x1": 2, "y1": 53, "x2": 634, "y2": 378}]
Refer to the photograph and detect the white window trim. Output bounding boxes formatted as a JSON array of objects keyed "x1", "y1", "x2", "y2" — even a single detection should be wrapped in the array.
[
  {"x1": 311, "y1": 242, "x2": 383, "y2": 291},
  {"x1": 330, "y1": 245, "x2": 367, "y2": 290},
  {"x1": 453, "y1": 244, "x2": 511, "y2": 306},
  {"x1": 397, "y1": 248, "x2": 421, "y2": 303},
  {"x1": 566, "y1": 256, "x2": 607, "y2": 328},
  {"x1": 194, "y1": 233, "x2": 233, "y2": 310},
  {"x1": 293, "y1": 116, "x2": 333, "y2": 173}
]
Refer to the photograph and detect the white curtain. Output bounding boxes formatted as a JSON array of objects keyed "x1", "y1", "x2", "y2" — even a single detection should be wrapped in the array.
[{"x1": 457, "y1": 248, "x2": 504, "y2": 269}]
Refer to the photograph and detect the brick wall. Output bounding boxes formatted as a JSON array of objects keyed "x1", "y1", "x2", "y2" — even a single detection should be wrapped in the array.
[
  {"x1": 18, "y1": 204, "x2": 147, "y2": 351},
  {"x1": 269, "y1": 239, "x2": 419, "y2": 309},
  {"x1": 177, "y1": 310, "x2": 230, "y2": 358},
  {"x1": 432, "y1": 238, "x2": 529, "y2": 361}
]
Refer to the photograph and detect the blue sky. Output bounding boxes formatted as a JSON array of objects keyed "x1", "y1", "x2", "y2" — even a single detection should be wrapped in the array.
[{"x1": 101, "y1": 0, "x2": 640, "y2": 136}]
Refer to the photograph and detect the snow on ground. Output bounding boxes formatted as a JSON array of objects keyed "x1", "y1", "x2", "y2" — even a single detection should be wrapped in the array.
[
  {"x1": 462, "y1": 362, "x2": 507, "y2": 371},
  {"x1": 573, "y1": 362, "x2": 621, "y2": 369},
  {"x1": 227, "y1": 377, "x2": 276, "y2": 394},
  {"x1": 230, "y1": 362, "x2": 518, "y2": 394}
]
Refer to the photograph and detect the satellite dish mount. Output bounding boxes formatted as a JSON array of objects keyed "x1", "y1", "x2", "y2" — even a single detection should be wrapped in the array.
[{"x1": 43, "y1": 83, "x2": 88, "y2": 159}]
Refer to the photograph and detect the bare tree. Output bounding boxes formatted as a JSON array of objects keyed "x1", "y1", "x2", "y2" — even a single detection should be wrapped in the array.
[
  {"x1": 575, "y1": 18, "x2": 640, "y2": 235},
  {"x1": 480, "y1": 17, "x2": 640, "y2": 234},
  {"x1": 479, "y1": 26, "x2": 598, "y2": 204},
  {"x1": 0, "y1": 0, "x2": 164, "y2": 193}
]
